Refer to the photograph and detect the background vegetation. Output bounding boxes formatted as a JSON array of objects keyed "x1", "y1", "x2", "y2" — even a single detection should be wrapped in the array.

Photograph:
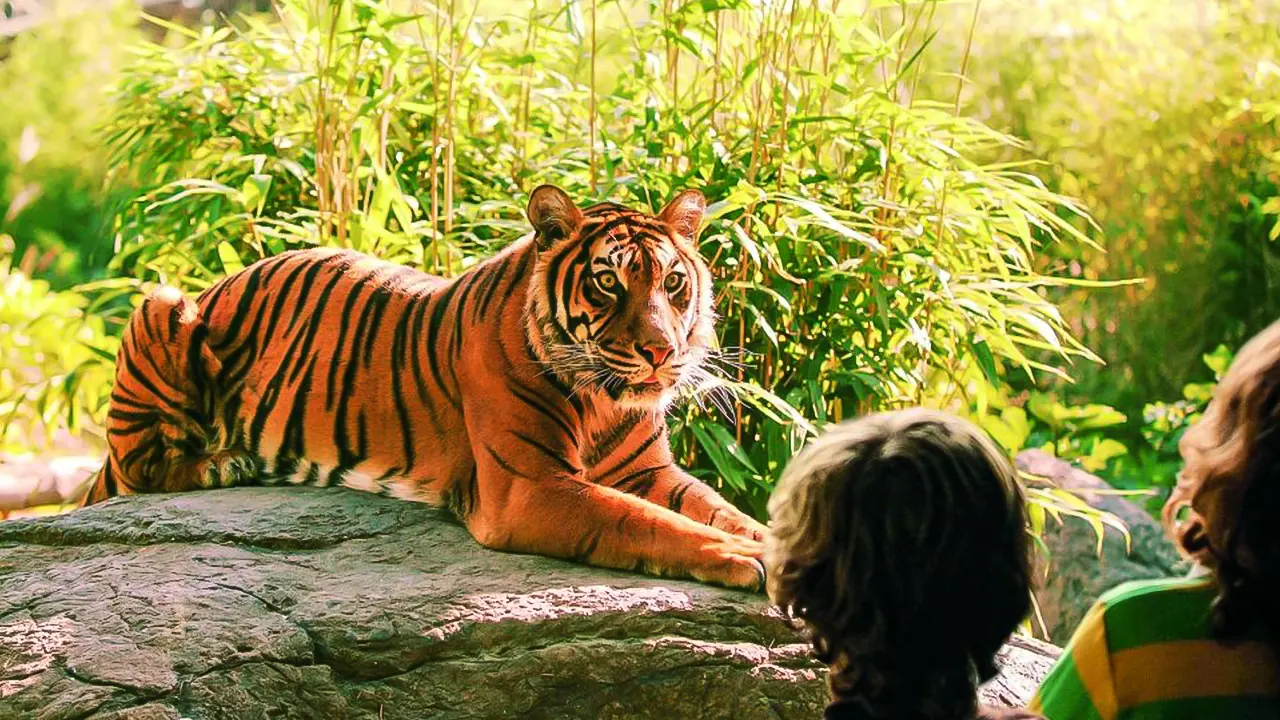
[{"x1": 1, "y1": 0, "x2": 1277, "y2": 533}]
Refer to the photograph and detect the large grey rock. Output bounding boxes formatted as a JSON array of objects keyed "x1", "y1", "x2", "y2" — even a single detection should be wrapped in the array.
[
  {"x1": 0, "y1": 487, "x2": 1059, "y2": 719},
  {"x1": 1017, "y1": 450, "x2": 1188, "y2": 644}
]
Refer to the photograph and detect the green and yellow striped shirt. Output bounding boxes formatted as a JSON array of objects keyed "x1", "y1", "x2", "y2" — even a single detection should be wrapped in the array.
[{"x1": 1029, "y1": 575, "x2": 1280, "y2": 720}]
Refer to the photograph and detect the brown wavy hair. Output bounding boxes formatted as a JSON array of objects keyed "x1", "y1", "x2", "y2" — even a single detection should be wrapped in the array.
[
  {"x1": 764, "y1": 408, "x2": 1033, "y2": 719},
  {"x1": 1163, "y1": 318, "x2": 1280, "y2": 647}
]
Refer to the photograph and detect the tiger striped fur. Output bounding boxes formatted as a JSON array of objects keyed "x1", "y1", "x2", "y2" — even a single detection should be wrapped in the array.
[{"x1": 81, "y1": 185, "x2": 768, "y2": 590}]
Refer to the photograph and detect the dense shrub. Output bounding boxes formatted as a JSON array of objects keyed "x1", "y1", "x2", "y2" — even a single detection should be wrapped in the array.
[
  {"x1": 0, "y1": 237, "x2": 116, "y2": 454},
  {"x1": 920, "y1": 0, "x2": 1280, "y2": 415},
  {"x1": 0, "y1": 2, "x2": 139, "y2": 286},
  {"x1": 79, "y1": 0, "x2": 1102, "y2": 518}
]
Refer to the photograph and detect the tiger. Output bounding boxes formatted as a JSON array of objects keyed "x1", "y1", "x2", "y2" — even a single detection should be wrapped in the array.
[{"x1": 81, "y1": 185, "x2": 769, "y2": 591}]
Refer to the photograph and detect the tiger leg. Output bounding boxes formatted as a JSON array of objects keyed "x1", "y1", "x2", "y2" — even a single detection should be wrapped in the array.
[
  {"x1": 610, "y1": 466, "x2": 768, "y2": 542},
  {"x1": 463, "y1": 472, "x2": 765, "y2": 591},
  {"x1": 92, "y1": 286, "x2": 252, "y2": 503}
]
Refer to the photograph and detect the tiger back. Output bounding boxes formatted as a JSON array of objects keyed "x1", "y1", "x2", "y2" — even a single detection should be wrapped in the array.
[{"x1": 83, "y1": 185, "x2": 768, "y2": 590}]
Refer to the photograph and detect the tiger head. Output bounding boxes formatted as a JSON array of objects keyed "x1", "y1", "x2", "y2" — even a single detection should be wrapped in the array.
[{"x1": 525, "y1": 184, "x2": 719, "y2": 411}]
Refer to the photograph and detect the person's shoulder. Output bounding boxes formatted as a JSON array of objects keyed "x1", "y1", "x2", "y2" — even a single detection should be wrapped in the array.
[
  {"x1": 977, "y1": 707, "x2": 1042, "y2": 720},
  {"x1": 1096, "y1": 574, "x2": 1215, "y2": 609},
  {"x1": 1091, "y1": 574, "x2": 1217, "y2": 650}
]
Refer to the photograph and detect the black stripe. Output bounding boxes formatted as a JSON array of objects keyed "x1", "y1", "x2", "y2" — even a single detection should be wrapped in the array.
[
  {"x1": 210, "y1": 260, "x2": 270, "y2": 351},
  {"x1": 578, "y1": 214, "x2": 650, "y2": 245},
  {"x1": 283, "y1": 254, "x2": 339, "y2": 336},
  {"x1": 105, "y1": 422, "x2": 152, "y2": 438},
  {"x1": 285, "y1": 258, "x2": 353, "y2": 385},
  {"x1": 101, "y1": 465, "x2": 118, "y2": 498},
  {"x1": 247, "y1": 345, "x2": 288, "y2": 455},
  {"x1": 140, "y1": 296, "x2": 161, "y2": 345},
  {"x1": 197, "y1": 274, "x2": 237, "y2": 318},
  {"x1": 508, "y1": 381, "x2": 578, "y2": 442},
  {"x1": 522, "y1": 337, "x2": 585, "y2": 416},
  {"x1": 668, "y1": 478, "x2": 694, "y2": 513},
  {"x1": 117, "y1": 351, "x2": 183, "y2": 414},
  {"x1": 494, "y1": 248, "x2": 533, "y2": 311},
  {"x1": 118, "y1": 441, "x2": 161, "y2": 476},
  {"x1": 408, "y1": 290, "x2": 432, "y2": 403},
  {"x1": 107, "y1": 408, "x2": 155, "y2": 423},
  {"x1": 228, "y1": 277, "x2": 274, "y2": 368},
  {"x1": 543, "y1": 240, "x2": 587, "y2": 334},
  {"x1": 165, "y1": 296, "x2": 182, "y2": 340},
  {"x1": 594, "y1": 430, "x2": 663, "y2": 482},
  {"x1": 468, "y1": 255, "x2": 507, "y2": 322},
  {"x1": 556, "y1": 243, "x2": 593, "y2": 334},
  {"x1": 583, "y1": 412, "x2": 643, "y2": 467},
  {"x1": 447, "y1": 271, "x2": 484, "y2": 361},
  {"x1": 484, "y1": 444, "x2": 523, "y2": 477},
  {"x1": 390, "y1": 299, "x2": 418, "y2": 474},
  {"x1": 108, "y1": 389, "x2": 150, "y2": 410},
  {"x1": 512, "y1": 431, "x2": 581, "y2": 475},
  {"x1": 258, "y1": 257, "x2": 311, "y2": 353},
  {"x1": 423, "y1": 279, "x2": 464, "y2": 409},
  {"x1": 326, "y1": 268, "x2": 376, "y2": 409},
  {"x1": 610, "y1": 464, "x2": 670, "y2": 496},
  {"x1": 448, "y1": 465, "x2": 480, "y2": 519},
  {"x1": 362, "y1": 285, "x2": 394, "y2": 367},
  {"x1": 572, "y1": 527, "x2": 604, "y2": 562},
  {"x1": 186, "y1": 323, "x2": 212, "y2": 403},
  {"x1": 356, "y1": 411, "x2": 369, "y2": 459},
  {"x1": 132, "y1": 332, "x2": 181, "y2": 398},
  {"x1": 280, "y1": 354, "x2": 318, "y2": 463}
]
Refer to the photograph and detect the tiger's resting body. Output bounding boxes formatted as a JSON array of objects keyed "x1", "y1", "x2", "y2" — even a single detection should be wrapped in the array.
[{"x1": 82, "y1": 186, "x2": 768, "y2": 590}]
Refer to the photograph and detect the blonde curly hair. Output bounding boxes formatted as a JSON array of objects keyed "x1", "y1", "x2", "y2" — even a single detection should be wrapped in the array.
[
  {"x1": 764, "y1": 408, "x2": 1032, "y2": 718},
  {"x1": 1164, "y1": 319, "x2": 1280, "y2": 646}
]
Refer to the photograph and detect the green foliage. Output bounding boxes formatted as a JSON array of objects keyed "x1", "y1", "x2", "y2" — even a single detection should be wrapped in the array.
[
  {"x1": 80, "y1": 0, "x2": 1107, "y2": 521},
  {"x1": 971, "y1": 345, "x2": 1237, "y2": 517},
  {"x1": 0, "y1": 2, "x2": 140, "y2": 286},
  {"x1": 921, "y1": 0, "x2": 1280, "y2": 415},
  {"x1": 0, "y1": 237, "x2": 116, "y2": 454}
]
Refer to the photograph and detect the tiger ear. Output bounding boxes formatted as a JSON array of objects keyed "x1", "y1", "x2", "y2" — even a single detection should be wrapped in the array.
[
  {"x1": 527, "y1": 185, "x2": 583, "y2": 249},
  {"x1": 659, "y1": 189, "x2": 707, "y2": 241}
]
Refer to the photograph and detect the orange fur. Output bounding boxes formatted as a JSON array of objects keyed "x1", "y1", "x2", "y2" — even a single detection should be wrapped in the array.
[{"x1": 82, "y1": 187, "x2": 767, "y2": 590}]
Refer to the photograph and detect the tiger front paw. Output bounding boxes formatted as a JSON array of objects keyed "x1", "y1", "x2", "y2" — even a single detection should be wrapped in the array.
[
  {"x1": 195, "y1": 451, "x2": 258, "y2": 489},
  {"x1": 697, "y1": 536, "x2": 767, "y2": 592},
  {"x1": 708, "y1": 507, "x2": 768, "y2": 543}
]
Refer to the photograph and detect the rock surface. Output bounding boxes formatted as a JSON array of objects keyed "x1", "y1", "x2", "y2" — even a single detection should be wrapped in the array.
[
  {"x1": 1017, "y1": 450, "x2": 1187, "y2": 644},
  {"x1": 1, "y1": 487, "x2": 1059, "y2": 720}
]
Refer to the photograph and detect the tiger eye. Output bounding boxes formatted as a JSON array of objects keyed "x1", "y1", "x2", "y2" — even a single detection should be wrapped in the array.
[
  {"x1": 664, "y1": 273, "x2": 684, "y2": 292},
  {"x1": 596, "y1": 272, "x2": 619, "y2": 290}
]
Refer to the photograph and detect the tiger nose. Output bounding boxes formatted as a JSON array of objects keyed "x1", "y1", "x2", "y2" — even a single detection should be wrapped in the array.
[{"x1": 637, "y1": 343, "x2": 673, "y2": 368}]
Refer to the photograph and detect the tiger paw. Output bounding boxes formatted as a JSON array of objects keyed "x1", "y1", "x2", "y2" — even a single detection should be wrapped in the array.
[
  {"x1": 195, "y1": 451, "x2": 258, "y2": 489},
  {"x1": 708, "y1": 507, "x2": 768, "y2": 543},
  {"x1": 697, "y1": 537, "x2": 766, "y2": 592}
]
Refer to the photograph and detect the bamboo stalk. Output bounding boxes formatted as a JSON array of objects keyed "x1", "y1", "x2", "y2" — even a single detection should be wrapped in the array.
[
  {"x1": 444, "y1": 0, "x2": 457, "y2": 248},
  {"x1": 589, "y1": 0, "x2": 598, "y2": 194},
  {"x1": 773, "y1": 0, "x2": 801, "y2": 220},
  {"x1": 516, "y1": 0, "x2": 537, "y2": 185},
  {"x1": 934, "y1": 0, "x2": 983, "y2": 244},
  {"x1": 428, "y1": 0, "x2": 442, "y2": 272},
  {"x1": 670, "y1": 0, "x2": 680, "y2": 174},
  {"x1": 711, "y1": 10, "x2": 722, "y2": 133}
]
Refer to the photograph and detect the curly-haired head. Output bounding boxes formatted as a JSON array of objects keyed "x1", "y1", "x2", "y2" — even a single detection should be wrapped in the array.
[
  {"x1": 764, "y1": 408, "x2": 1033, "y2": 719},
  {"x1": 1164, "y1": 319, "x2": 1280, "y2": 647}
]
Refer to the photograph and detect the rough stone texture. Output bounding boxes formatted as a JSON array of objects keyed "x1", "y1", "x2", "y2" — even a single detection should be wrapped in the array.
[
  {"x1": 1, "y1": 487, "x2": 1059, "y2": 720},
  {"x1": 1017, "y1": 450, "x2": 1188, "y2": 644}
]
